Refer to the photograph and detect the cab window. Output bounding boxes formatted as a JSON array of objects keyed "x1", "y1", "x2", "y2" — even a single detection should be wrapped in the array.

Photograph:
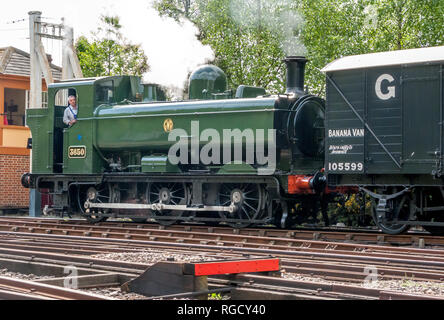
[
  {"x1": 55, "y1": 88, "x2": 77, "y2": 107},
  {"x1": 95, "y1": 81, "x2": 114, "y2": 104}
]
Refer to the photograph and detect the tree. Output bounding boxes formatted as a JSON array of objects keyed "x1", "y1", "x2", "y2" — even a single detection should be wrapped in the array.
[
  {"x1": 75, "y1": 15, "x2": 149, "y2": 77},
  {"x1": 367, "y1": 0, "x2": 444, "y2": 50},
  {"x1": 299, "y1": 0, "x2": 444, "y2": 95},
  {"x1": 153, "y1": 0, "x2": 198, "y2": 21},
  {"x1": 154, "y1": 0, "x2": 444, "y2": 96},
  {"x1": 154, "y1": 0, "x2": 303, "y2": 93}
]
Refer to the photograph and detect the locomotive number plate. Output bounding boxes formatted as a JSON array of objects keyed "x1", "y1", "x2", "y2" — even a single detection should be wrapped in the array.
[{"x1": 68, "y1": 146, "x2": 86, "y2": 159}]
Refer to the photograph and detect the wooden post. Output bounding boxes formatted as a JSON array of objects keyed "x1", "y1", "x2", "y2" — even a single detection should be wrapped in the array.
[
  {"x1": 61, "y1": 19, "x2": 73, "y2": 80},
  {"x1": 62, "y1": 22, "x2": 83, "y2": 80}
]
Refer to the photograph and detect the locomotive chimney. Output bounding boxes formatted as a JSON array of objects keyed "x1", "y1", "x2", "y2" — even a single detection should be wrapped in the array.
[{"x1": 284, "y1": 56, "x2": 308, "y2": 95}]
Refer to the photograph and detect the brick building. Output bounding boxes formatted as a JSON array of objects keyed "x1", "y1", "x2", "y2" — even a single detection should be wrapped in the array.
[{"x1": 0, "y1": 46, "x2": 61, "y2": 209}]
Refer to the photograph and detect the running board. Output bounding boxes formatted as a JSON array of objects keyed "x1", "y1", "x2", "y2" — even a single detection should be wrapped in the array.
[{"x1": 85, "y1": 201, "x2": 236, "y2": 213}]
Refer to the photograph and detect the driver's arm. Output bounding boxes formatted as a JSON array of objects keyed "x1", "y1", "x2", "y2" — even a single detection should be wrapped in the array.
[{"x1": 63, "y1": 108, "x2": 70, "y2": 126}]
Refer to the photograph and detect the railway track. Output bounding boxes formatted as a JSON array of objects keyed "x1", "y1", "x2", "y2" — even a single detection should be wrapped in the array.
[
  {"x1": 0, "y1": 216, "x2": 444, "y2": 300},
  {"x1": 0, "y1": 276, "x2": 111, "y2": 300},
  {"x1": 0, "y1": 237, "x2": 441, "y2": 300},
  {"x1": 1, "y1": 216, "x2": 441, "y2": 248}
]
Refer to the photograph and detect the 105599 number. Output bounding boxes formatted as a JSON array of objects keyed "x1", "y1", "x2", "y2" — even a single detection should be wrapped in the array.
[{"x1": 328, "y1": 162, "x2": 363, "y2": 172}]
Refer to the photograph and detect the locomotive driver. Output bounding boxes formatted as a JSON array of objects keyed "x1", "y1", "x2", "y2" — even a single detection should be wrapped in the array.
[{"x1": 63, "y1": 95, "x2": 78, "y2": 127}]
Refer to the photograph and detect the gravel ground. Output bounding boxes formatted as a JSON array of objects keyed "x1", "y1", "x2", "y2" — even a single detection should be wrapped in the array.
[
  {"x1": 90, "y1": 248, "x2": 220, "y2": 265},
  {"x1": 82, "y1": 287, "x2": 149, "y2": 300},
  {"x1": 0, "y1": 268, "x2": 55, "y2": 281},
  {"x1": 282, "y1": 271, "x2": 444, "y2": 297},
  {"x1": 362, "y1": 279, "x2": 444, "y2": 296}
]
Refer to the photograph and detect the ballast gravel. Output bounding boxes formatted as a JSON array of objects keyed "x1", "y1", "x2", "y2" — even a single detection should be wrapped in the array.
[
  {"x1": 0, "y1": 268, "x2": 55, "y2": 281},
  {"x1": 282, "y1": 272, "x2": 444, "y2": 297},
  {"x1": 90, "y1": 248, "x2": 219, "y2": 265},
  {"x1": 81, "y1": 287, "x2": 149, "y2": 300}
]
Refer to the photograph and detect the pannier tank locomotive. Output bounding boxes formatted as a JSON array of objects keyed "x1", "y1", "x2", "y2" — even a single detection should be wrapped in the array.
[{"x1": 22, "y1": 57, "x2": 334, "y2": 228}]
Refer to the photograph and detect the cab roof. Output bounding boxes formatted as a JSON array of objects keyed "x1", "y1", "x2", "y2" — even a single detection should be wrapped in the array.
[{"x1": 48, "y1": 75, "x2": 135, "y2": 89}]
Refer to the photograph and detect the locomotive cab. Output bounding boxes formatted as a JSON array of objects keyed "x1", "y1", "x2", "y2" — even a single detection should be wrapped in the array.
[{"x1": 27, "y1": 76, "x2": 145, "y2": 176}]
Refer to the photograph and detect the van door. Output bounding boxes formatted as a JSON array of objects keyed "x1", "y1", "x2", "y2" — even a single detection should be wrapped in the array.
[{"x1": 402, "y1": 64, "x2": 441, "y2": 174}]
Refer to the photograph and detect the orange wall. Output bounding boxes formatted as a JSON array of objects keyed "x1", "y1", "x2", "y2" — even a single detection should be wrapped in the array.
[{"x1": 0, "y1": 74, "x2": 45, "y2": 156}]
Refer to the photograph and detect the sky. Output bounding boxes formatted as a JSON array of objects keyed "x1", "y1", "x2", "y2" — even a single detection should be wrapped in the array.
[{"x1": 0, "y1": 0, "x2": 215, "y2": 93}]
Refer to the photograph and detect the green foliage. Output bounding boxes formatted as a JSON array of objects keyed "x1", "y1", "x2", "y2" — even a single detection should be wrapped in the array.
[
  {"x1": 326, "y1": 193, "x2": 373, "y2": 227},
  {"x1": 153, "y1": 0, "x2": 198, "y2": 21},
  {"x1": 208, "y1": 293, "x2": 223, "y2": 300},
  {"x1": 75, "y1": 15, "x2": 149, "y2": 77},
  {"x1": 299, "y1": 0, "x2": 444, "y2": 96},
  {"x1": 154, "y1": 0, "x2": 444, "y2": 97},
  {"x1": 154, "y1": 0, "x2": 300, "y2": 93}
]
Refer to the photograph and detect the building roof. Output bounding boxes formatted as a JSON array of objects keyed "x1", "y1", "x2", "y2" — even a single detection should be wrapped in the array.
[
  {"x1": 0, "y1": 46, "x2": 62, "y2": 80},
  {"x1": 321, "y1": 45, "x2": 444, "y2": 73}
]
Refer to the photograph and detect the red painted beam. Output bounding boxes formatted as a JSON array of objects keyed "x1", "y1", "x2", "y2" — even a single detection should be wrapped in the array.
[{"x1": 184, "y1": 258, "x2": 280, "y2": 276}]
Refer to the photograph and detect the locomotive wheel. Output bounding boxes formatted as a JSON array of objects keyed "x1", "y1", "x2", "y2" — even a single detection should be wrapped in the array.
[
  {"x1": 146, "y1": 182, "x2": 188, "y2": 226},
  {"x1": 371, "y1": 194, "x2": 411, "y2": 235},
  {"x1": 77, "y1": 184, "x2": 113, "y2": 223},
  {"x1": 217, "y1": 183, "x2": 263, "y2": 228}
]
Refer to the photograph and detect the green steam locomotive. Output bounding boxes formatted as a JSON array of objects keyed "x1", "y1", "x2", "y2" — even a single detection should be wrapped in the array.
[{"x1": 22, "y1": 57, "x2": 331, "y2": 228}]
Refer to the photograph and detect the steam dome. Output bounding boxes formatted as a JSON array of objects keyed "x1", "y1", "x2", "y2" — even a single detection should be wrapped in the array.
[{"x1": 188, "y1": 65, "x2": 227, "y2": 100}]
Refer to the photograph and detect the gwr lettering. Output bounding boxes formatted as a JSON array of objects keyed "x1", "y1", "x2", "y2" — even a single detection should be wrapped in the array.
[
  {"x1": 329, "y1": 145, "x2": 353, "y2": 155},
  {"x1": 328, "y1": 129, "x2": 364, "y2": 138}
]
